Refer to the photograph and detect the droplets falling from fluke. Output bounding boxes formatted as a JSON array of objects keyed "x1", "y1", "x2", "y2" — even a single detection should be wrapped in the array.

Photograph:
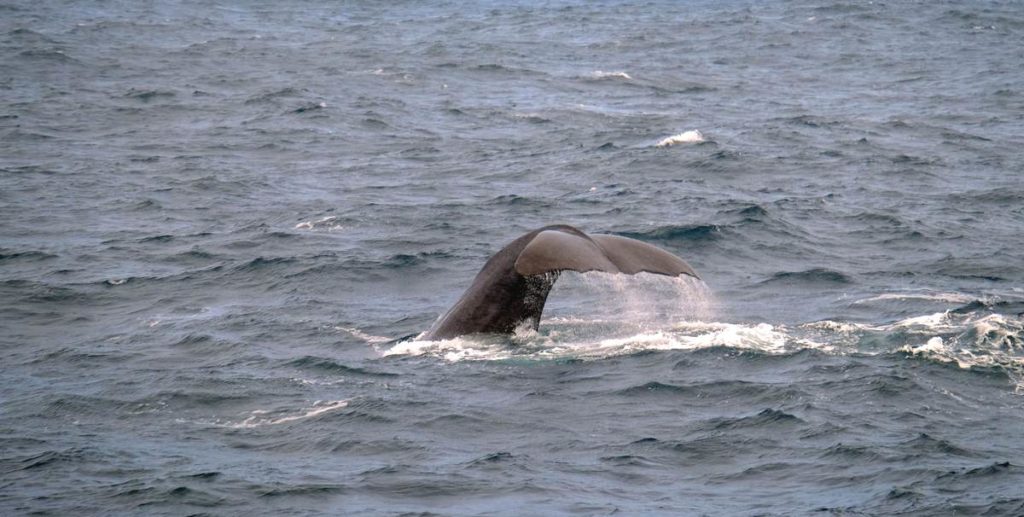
[{"x1": 543, "y1": 271, "x2": 717, "y2": 327}]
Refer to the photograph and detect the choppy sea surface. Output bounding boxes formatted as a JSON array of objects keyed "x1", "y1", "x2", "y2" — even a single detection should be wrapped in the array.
[{"x1": 3, "y1": 1, "x2": 1024, "y2": 515}]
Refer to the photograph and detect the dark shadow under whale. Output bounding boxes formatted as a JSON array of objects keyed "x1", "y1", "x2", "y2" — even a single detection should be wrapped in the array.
[{"x1": 423, "y1": 224, "x2": 700, "y2": 340}]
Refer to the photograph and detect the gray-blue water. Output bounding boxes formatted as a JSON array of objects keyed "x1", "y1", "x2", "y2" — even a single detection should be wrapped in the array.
[{"x1": 3, "y1": 1, "x2": 1024, "y2": 515}]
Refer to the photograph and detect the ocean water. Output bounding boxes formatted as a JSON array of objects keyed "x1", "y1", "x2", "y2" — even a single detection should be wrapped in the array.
[{"x1": 3, "y1": 0, "x2": 1024, "y2": 514}]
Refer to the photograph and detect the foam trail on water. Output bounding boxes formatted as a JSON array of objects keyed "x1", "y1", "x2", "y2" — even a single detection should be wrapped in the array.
[
  {"x1": 384, "y1": 321, "x2": 794, "y2": 362},
  {"x1": 854, "y1": 292, "x2": 976, "y2": 304},
  {"x1": 385, "y1": 335, "x2": 511, "y2": 362},
  {"x1": 387, "y1": 300, "x2": 1024, "y2": 391},
  {"x1": 208, "y1": 400, "x2": 351, "y2": 429},
  {"x1": 337, "y1": 326, "x2": 392, "y2": 344},
  {"x1": 389, "y1": 277, "x2": 1023, "y2": 389}
]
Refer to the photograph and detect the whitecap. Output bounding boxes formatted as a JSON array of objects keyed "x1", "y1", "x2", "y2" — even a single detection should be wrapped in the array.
[
  {"x1": 893, "y1": 312, "x2": 1024, "y2": 388},
  {"x1": 799, "y1": 320, "x2": 865, "y2": 334},
  {"x1": 589, "y1": 70, "x2": 632, "y2": 80},
  {"x1": 655, "y1": 130, "x2": 704, "y2": 147},
  {"x1": 294, "y1": 215, "x2": 344, "y2": 231},
  {"x1": 889, "y1": 312, "x2": 958, "y2": 331}
]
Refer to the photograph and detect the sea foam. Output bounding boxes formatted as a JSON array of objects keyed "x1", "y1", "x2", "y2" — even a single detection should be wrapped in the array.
[{"x1": 218, "y1": 400, "x2": 350, "y2": 429}]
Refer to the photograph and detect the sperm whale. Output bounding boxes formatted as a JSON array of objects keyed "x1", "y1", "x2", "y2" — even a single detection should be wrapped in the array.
[{"x1": 423, "y1": 224, "x2": 699, "y2": 340}]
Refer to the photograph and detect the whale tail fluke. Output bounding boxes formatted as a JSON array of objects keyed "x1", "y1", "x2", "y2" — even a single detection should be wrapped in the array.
[{"x1": 423, "y1": 225, "x2": 699, "y2": 340}]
